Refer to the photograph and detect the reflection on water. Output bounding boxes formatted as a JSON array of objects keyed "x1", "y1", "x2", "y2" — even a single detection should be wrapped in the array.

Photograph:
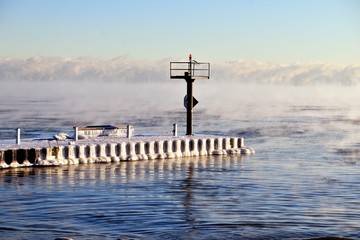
[
  {"x1": 0, "y1": 156, "x2": 244, "y2": 188},
  {"x1": 0, "y1": 156, "x2": 247, "y2": 240},
  {"x1": 1, "y1": 153, "x2": 360, "y2": 240}
]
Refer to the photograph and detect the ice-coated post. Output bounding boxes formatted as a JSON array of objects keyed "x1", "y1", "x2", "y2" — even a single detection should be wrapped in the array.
[
  {"x1": 173, "y1": 123, "x2": 178, "y2": 137},
  {"x1": 73, "y1": 126, "x2": 78, "y2": 141},
  {"x1": 127, "y1": 125, "x2": 132, "y2": 138},
  {"x1": 16, "y1": 128, "x2": 21, "y2": 145}
]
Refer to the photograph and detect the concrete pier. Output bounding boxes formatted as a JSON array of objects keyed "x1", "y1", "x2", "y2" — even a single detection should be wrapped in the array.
[{"x1": 0, "y1": 136, "x2": 255, "y2": 169}]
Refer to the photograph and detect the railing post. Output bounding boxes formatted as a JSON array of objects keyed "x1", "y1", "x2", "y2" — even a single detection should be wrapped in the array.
[
  {"x1": 16, "y1": 128, "x2": 21, "y2": 145},
  {"x1": 173, "y1": 123, "x2": 178, "y2": 137},
  {"x1": 73, "y1": 126, "x2": 78, "y2": 141},
  {"x1": 127, "y1": 125, "x2": 132, "y2": 139}
]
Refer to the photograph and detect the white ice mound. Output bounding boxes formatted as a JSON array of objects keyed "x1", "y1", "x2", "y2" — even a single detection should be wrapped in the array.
[{"x1": 53, "y1": 132, "x2": 71, "y2": 140}]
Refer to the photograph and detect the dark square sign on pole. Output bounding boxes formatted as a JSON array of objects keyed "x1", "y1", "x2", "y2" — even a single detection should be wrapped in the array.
[{"x1": 170, "y1": 54, "x2": 210, "y2": 135}]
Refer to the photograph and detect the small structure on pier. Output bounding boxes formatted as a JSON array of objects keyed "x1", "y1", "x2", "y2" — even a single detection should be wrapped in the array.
[
  {"x1": 170, "y1": 54, "x2": 210, "y2": 135},
  {"x1": 76, "y1": 125, "x2": 134, "y2": 139}
]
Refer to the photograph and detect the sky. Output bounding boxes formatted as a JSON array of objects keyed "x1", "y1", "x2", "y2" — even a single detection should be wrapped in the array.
[{"x1": 0, "y1": 0, "x2": 359, "y2": 64}]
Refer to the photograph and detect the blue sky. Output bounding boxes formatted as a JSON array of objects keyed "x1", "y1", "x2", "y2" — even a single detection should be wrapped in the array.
[{"x1": 0, "y1": 0, "x2": 359, "y2": 64}]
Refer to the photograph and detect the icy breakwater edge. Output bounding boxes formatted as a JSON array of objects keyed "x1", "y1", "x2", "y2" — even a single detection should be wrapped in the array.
[{"x1": 0, "y1": 136, "x2": 255, "y2": 169}]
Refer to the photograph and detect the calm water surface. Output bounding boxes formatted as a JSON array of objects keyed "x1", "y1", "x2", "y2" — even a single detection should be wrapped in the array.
[{"x1": 1, "y1": 83, "x2": 360, "y2": 239}]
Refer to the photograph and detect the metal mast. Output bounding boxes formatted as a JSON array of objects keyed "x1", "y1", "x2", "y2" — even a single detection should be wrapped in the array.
[{"x1": 170, "y1": 54, "x2": 210, "y2": 135}]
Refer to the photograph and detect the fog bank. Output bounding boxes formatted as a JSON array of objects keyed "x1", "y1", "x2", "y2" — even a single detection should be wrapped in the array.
[{"x1": 1, "y1": 56, "x2": 359, "y2": 85}]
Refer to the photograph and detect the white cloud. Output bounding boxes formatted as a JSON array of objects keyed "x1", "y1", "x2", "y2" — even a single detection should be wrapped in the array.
[
  {"x1": 213, "y1": 60, "x2": 360, "y2": 85},
  {"x1": 1, "y1": 56, "x2": 359, "y2": 85},
  {"x1": 0, "y1": 56, "x2": 170, "y2": 83}
]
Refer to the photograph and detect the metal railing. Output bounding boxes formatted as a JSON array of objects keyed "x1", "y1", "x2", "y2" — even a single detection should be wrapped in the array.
[{"x1": 170, "y1": 62, "x2": 210, "y2": 79}]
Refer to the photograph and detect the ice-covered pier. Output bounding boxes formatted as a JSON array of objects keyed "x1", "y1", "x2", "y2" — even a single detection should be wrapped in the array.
[
  {"x1": 0, "y1": 136, "x2": 255, "y2": 169},
  {"x1": 0, "y1": 55, "x2": 257, "y2": 169}
]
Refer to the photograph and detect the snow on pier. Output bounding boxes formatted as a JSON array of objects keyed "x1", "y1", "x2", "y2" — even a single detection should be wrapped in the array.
[{"x1": 0, "y1": 135, "x2": 255, "y2": 169}]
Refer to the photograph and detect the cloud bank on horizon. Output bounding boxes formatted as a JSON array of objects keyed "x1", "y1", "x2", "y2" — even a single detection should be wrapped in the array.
[{"x1": 1, "y1": 56, "x2": 359, "y2": 85}]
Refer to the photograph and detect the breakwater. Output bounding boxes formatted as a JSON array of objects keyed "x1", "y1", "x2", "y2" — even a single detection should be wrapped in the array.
[{"x1": 0, "y1": 136, "x2": 255, "y2": 168}]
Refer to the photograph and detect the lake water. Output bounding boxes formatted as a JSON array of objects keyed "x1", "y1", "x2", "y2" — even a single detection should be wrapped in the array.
[{"x1": 1, "y1": 81, "x2": 360, "y2": 239}]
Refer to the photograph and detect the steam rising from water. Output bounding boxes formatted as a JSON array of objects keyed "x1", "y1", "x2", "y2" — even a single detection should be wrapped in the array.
[
  {"x1": 1, "y1": 56, "x2": 360, "y2": 140},
  {"x1": 1, "y1": 80, "x2": 360, "y2": 128}
]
